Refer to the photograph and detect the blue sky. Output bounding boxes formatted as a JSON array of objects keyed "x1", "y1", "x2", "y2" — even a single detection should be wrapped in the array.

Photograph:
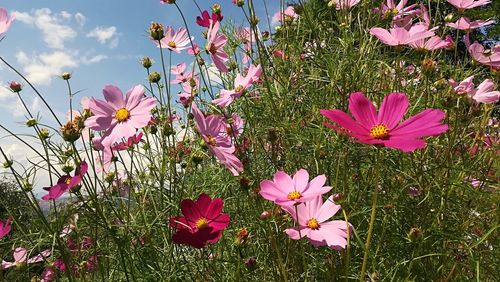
[{"x1": 0, "y1": 0, "x2": 280, "y2": 188}]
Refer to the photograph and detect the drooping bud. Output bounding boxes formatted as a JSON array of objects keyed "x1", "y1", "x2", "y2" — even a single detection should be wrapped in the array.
[
  {"x1": 9, "y1": 81, "x2": 22, "y2": 93},
  {"x1": 149, "y1": 22, "x2": 165, "y2": 40}
]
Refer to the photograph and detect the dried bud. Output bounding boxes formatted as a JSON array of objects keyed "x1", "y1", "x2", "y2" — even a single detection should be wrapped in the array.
[
  {"x1": 239, "y1": 176, "x2": 251, "y2": 190},
  {"x1": 61, "y1": 72, "x2": 71, "y2": 80},
  {"x1": 148, "y1": 71, "x2": 161, "y2": 83},
  {"x1": 9, "y1": 81, "x2": 22, "y2": 93},
  {"x1": 421, "y1": 58, "x2": 437, "y2": 73},
  {"x1": 234, "y1": 228, "x2": 249, "y2": 246},
  {"x1": 141, "y1": 57, "x2": 153, "y2": 69},
  {"x1": 149, "y1": 22, "x2": 165, "y2": 40}
]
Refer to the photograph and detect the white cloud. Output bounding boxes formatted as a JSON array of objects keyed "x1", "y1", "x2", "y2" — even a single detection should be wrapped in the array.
[
  {"x1": 75, "y1": 13, "x2": 86, "y2": 26},
  {"x1": 0, "y1": 84, "x2": 12, "y2": 101},
  {"x1": 87, "y1": 26, "x2": 119, "y2": 48},
  {"x1": 81, "y1": 54, "x2": 108, "y2": 64},
  {"x1": 16, "y1": 51, "x2": 78, "y2": 85},
  {"x1": 14, "y1": 8, "x2": 77, "y2": 49}
]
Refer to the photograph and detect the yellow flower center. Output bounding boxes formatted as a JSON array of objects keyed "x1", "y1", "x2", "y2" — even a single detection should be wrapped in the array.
[
  {"x1": 65, "y1": 178, "x2": 72, "y2": 185},
  {"x1": 195, "y1": 218, "x2": 209, "y2": 230},
  {"x1": 370, "y1": 124, "x2": 389, "y2": 139},
  {"x1": 287, "y1": 191, "x2": 302, "y2": 200},
  {"x1": 115, "y1": 108, "x2": 130, "y2": 122},
  {"x1": 168, "y1": 41, "x2": 176, "y2": 48},
  {"x1": 206, "y1": 135, "x2": 217, "y2": 146},
  {"x1": 235, "y1": 85, "x2": 244, "y2": 93},
  {"x1": 306, "y1": 218, "x2": 320, "y2": 230}
]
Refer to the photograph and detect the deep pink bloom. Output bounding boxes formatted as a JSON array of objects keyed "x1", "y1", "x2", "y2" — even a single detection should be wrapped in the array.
[
  {"x1": 273, "y1": 6, "x2": 298, "y2": 23},
  {"x1": 320, "y1": 92, "x2": 448, "y2": 152},
  {"x1": 85, "y1": 85, "x2": 156, "y2": 148},
  {"x1": 41, "y1": 266, "x2": 56, "y2": 282},
  {"x1": 472, "y1": 79, "x2": 500, "y2": 104},
  {"x1": 0, "y1": 8, "x2": 14, "y2": 35},
  {"x1": 169, "y1": 193, "x2": 230, "y2": 248},
  {"x1": 260, "y1": 169, "x2": 332, "y2": 206},
  {"x1": 370, "y1": 24, "x2": 435, "y2": 46},
  {"x1": 334, "y1": 0, "x2": 361, "y2": 10},
  {"x1": 447, "y1": 17, "x2": 495, "y2": 31},
  {"x1": 212, "y1": 64, "x2": 261, "y2": 107},
  {"x1": 42, "y1": 161, "x2": 88, "y2": 200},
  {"x1": 191, "y1": 103, "x2": 243, "y2": 175},
  {"x1": 196, "y1": 10, "x2": 222, "y2": 27},
  {"x1": 448, "y1": 75, "x2": 475, "y2": 95},
  {"x1": 467, "y1": 41, "x2": 500, "y2": 68},
  {"x1": 446, "y1": 0, "x2": 491, "y2": 11},
  {"x1": 111, "y1": 132, "x2": 143, "y2": 150},
  {"x1": 206, "y1": 21, "x2": 229, "y2": 72},
  {"x1": 0, "y1": 218, "x2": 11, "y2": 239},
  {"x1": 156, "y1": 26, "x2": 193, "y2": 53},
  {"x1": 282, "y1": 195, "x2": 351, "y2": 250},
  {"x1": 1, "y1": 247, "x2": 51, "y2": 269}
]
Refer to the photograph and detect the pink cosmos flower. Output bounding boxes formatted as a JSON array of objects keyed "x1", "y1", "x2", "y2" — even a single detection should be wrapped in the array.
[
  {"x1": 334, "y1": 0, "x2": 361, "y2": 10},
  {"x1": 156, "y1": 26, "x2": 192, "y2": 53},
  {"x1": 320, "y1": 92, "x2": 449, "y2": 152},
  {"x1": 259, "y1": 169, "x2": 332, "y2": 206},
  {"x1": 191, "y1": 103, "x2": 243, "y2": 175},
  {"x1": 196, "y1": 10, "x2": 222, "y2": 27},
  {"x1": 0, "y1": 8, "x2": 14, "y2": 35},
  {"x1": 472, "y1": 79, "x2": 500, "y2": 104},
  {"x1": 111, "y1": 132, "x2": 143, "y2": 150},
  {"x1": 1, "y1": 247, "x2": 51, "y2": 269},
  {"x1": 409, "y1": 35, "x2": 453, "y2": 51},
  {"x1": 41, "y1": 266, "x2": 56, "y2": 282},
  {"x1": 467, "y1": 42, "x2": 500, "y2": 68},
  {"x1": 446, "y1": 0, "x2": 491, "y2": 11},
  {"x1": 169, "y1": 193, "x2": 230, "y2": 248},
  {"x1": 85, "y1": 85, "x2": 156, "y2": 148},
  {"x1": 282, "y1": 195, "x2": 351, "y2": 250},
  {"x1": 448, "y1": 75, "x2": 475, "y2": 95},
  {"x1": 0, "y1": 218, "x2": 11, "y2": 239},
  {"x1": 187, "y1": 44, "x2": 201, "y2": 56},
  {"x1": 223, "y1": 113, "x2": 245, "y2": 138},
  {"x1": 447, "y1": 17, "x2": 495, "y2": 31},
  {"x1": 212, "y1": 64, "x2": 262, "y2": 107},
  {"x1": 42, "y1": 161, "x2": 88, "y2": 200},
  {"x1": 274, "y1": 6, "x2": 298, "y2": 24},
  {"x1": 206, "y1": 21, "x2": 229, "y2": 72},
  {"x1": 374, "y1": 0, "x2": 420, "y2": 20},
  {"x1": 370, "y1": 24, "x2": 435, "y2": 46},
  {"x1": 171, "y1": 63, "x2": 186, "y2": 76}
]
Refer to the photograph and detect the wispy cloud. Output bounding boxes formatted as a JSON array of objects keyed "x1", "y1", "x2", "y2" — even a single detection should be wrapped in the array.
[
  {"x1": 15, "y1": 51, "x2": 78, "y2": 85},
  {"x1": 87, "y1": 26, "x2": 119, "y2": 48}
]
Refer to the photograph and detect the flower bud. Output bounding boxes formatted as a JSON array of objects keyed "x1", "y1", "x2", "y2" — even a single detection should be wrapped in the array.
[
  {"x1": 3, "y1": 160, "x2": 13, "y2": 168},
  {"x1": 149, "y1": 22, "x2": 165, "y2": 40},
  {"x1": 26, "y1": 118, "x2": 38, "y2": 127},
  {"x1": 261, "y1": 31, "x2": 270, "y2": 41},
  {"x1": 444, "y1": 13, "x2": 454, "y2": 23},
  {"x1": 407, "y1": 227, "x2": 423, "y2": 242},
  {"x1": 62, "y1": 164, "x2": 74, "y2": 174},
  {"x1": 212, "y1": 4, "x2": 222, "y2": 14},
  {"x1": 244, "y1": 257, "x2": 256, "y2": 269},
  {"x1": 260, "y1": 210, "x2": 271, "y2": 219},
  {"x1": 148, "y1": 71, "x2": 161, "y2": 83},
  {"x1": 235, "y1": 0, "x2": 245, "y2": 7},
  {"x1": 105, "y1": 171, "x2": 116, "y2": 183},
  {"x1": 250, "y1": 15, "x2": 259, "y2": 27},
  {"x1": 234, "y1": 228, "x2": 249, "y2": 246},
  {"x1": 141, "y1": 57, "x2": 153, "y2": 69},
  {"x1": 61, "y1": 72, "x2": 71, "y2": 80},
  {"x1": 9, "y1": 81, "x2": 22, "y2": 93},
  {"x1": 160, "y1": 0, "x2": 175, "y2": 4},
  {"x1": 191, "y1": 152, "x2": 204, "y2": 165},
  {"x1": 21, "y1": 179, "x2": 33, "y2": 192},
  {"x1": 38, "y1": 128, "x2": 50, "y2": 139}
]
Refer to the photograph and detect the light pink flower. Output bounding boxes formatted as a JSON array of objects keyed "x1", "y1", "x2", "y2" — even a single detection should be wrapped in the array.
[
  {"x1": 156, "y1": 26, "x2": 193, "y2": 53},
  {"x1": 0, "y1": 218, "x2": 11, "y2": 239},
  {"x1": 273, "y1": 6, "x2": 298, "y2": 23},
  {"x1": 320, "y1": 92, "x2": 448, "y2": 152},
  {"x1": 467, "y1": 42, "x2": 500, "y2": 68},
  {"x1": 187, "y1": 44, "x2": 201, "y2": 56},
  {"x1": 259, "y1": 169, "x2": 332, "y2": 206},
  {"x1": 206, "y1": 21, "x2": 229, "y2": 72},
  {"x1": 171, "y1": 63, "x2": 186, "y2": 76},
  {"x1": 334, "y1": 0, "x2": 361, "y2": 10},
  {"x1": 282, "y1": 195, "x2": 351, "y2": 250},
  {"x1": 370, "y1": 24, "x2": 435, "y2": 46},
  {"x1": 1, "y1": 247, "x2": 51, "y2": 269},
  {"x1": 212, "y1": 64, "x2": 261, "y2": 107},
  {"x1": 0, "y1": 8, "x2": 15, "y2": 35},
  {"x1": 409, "y1": 35, "x2": 453, "y2": 51},
  {"x1": 472, "y1": 79, "x2": 500, "y2": 104},
  {"x1": 223, "y1": 113, "x2": 244, "y2": 138},
  {"x1": 447, "y1": 17, "x2": 495, "y2": 31},
  {"x1": 448, "y1": 75, "x2": 475, "y2": 95},
  {"x1": 85, "y1": 85, "x2": 156, "y2": 148},
  {"x1": 446, "y1": 0, "x2": 491, "y2": 11},
  {"x1": 375, "y1": 0, "x2": 420, "y2": 20}
]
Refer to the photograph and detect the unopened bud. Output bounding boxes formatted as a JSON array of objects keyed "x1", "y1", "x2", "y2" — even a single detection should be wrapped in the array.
[
  {"x1": 261, "y1": 31, "x2": 270, "y2": 41},
  {"x1": 408, "y1": 227, "x2": 423, "y2": 242},
  {"x1": 3, "y1": 160, "x2": 13, "y2": 168},
  {"x1": 21, "y1": 179, "x2": 33, "y2": 192},
  {"x1": 62, "y1": 164, "x2": 74, "y2": 174},
  {"x1": 26, "y1": 118, "x2": 38, "y2": 127},
  {"x1": 141, "y1": 57, "x2": 153, "y2": 69},
  {"x1": 260, "y1": 210, "x2": 271, "y2": 219},
  {"x1": 149, "y1": 71, "x2": 161, "y2": 83},
  {"x1": 38, "y1": 128, "x2": 50, "y2": 139},
  {"x1": 149, "y1": 22, "x2": 165, "y2": 40},
  {"x1": 105, "y1": 172, "x2": 116, "y2": 183},
  {"x1": 250, "y1": 15, "x2": 259, "y2": 27},
  {"x1": 9, "y1": 81, "x2": 22, "y2": 93},
  {"x1": 160, "y1": 0, "x2": 176, "y2": 4},
  {"x1": 61, "y1": 72, "x2": 71, "y2": 80},
  {"x1": 212, "y1": 4, "x2": 222, "y2": 14},
  {"x1": 244, "y1": 257, "x2": 256, "y2": 269},
  {"x1": 444, "y1": 13, "x2": 454, "y2": 23},
  {"x1": 235, "y1": 0, "x2": 245, "y2": 7}
]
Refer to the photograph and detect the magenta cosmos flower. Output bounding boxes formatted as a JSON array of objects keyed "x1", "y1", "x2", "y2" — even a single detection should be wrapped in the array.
[
  {"x1": 447, "y1": 17, "x2": 495, "y2": 31},
  {"x1": 260, "y1": 169, "x2": 332, "y2": 206},
  {"x1": 85, "y1": 85, "x2": 156, "y2": 148},
  {"x1": 206, "y1": 21, "x2": 229, "y2": 72},
  {"x1": 0, "y1": 218, "x2": 11, "y2": 239},
  {"x1": 0, "y1": 8, "x2": 15, "y2": 35},
  {"x1": 42, "y1": 161, "x2": 88, "y2": 201},
  {"x1": 1, "y1": 247, "x2": 51, "y2": 269},
  {"x1": 446, "y1": 0, "x2": 491, "y2": 11},
  {"x1": 320, "y1": 92, "x2": 448, "y2": 152},
  {"x1": 370, "y1": 24, "x2": 435, "y2": 46},
  {"x1": 196, "y1": 10, "x2": 222, "y2": 27},
  {"x1": 282, "y1": 195, "x2": 351, "y2": 250},
  {"x1": 169, "y1": 193, "x2": 230, "y2": 248}
]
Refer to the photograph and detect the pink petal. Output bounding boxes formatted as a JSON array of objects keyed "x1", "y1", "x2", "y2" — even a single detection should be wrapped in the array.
[
  {"x1": 103, "y1": 85, "x2": 125, "y2": 110},
  {"x1": 377, "y1": 92, "x2": 409, "y2": 129},
  {"x1": 391, "y1": 109, "x2": 448, "y2": 138},
  {"x1": 292, "y1": 169, "x2": 310, "y2": 192},
  {"x1": 125, "y1": 85, "x2": 146, "y2": 110},
  {"x1": 315, "y1": 196, "x2": 341, "y2": 223},
  {"x1": 348, "y1": 92, "x2": 378, "y2": 129},
  {"x1": 319, "y1": 109, "x2": 368, "y2": 136}
]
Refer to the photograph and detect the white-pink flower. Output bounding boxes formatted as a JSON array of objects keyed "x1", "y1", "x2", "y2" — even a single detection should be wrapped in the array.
[
  {"x1": 448, "y1": 75, "x2": 475, "y2": 95},
  {"x1": 447, "y1": 17, "x2": 495, "y2": 31},
  {"x1": 1, "y1": 247, "x2": 51, "y2": 269},
  {"x1": 472, "y1": 79, "x2": 500, "y2": 104},
  {"x1": 370, "y1": 24, "x2": 435, "y2": 46},
  {"x1": 0, "y1": 8, "x2": 15, "y2": 35},
  {"x1": 273, "y1": 6, "x2": 298, "y2": 24},
  {"x1": 446, "y1": 0, "x2": 491, "y2": 11},
  {"x1": 212, "y1": 64, "x2": 261, "y2": 107},
  {"x1": 156, "y1": 26, "x2": 193, "y2": 53}
]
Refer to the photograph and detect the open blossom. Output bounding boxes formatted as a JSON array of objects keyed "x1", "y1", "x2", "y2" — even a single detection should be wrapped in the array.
[
  {"x1": 0, "y1": 218, "x2": 11, "y2": 239},
  {"x1": 212, "y1": 64, "x2": 262, "y2": 107},
  {"x1": 320, "y1": 92, "x2": 448, "y2": 152},
  {"x1": 374, "y1": 0, "x2": 420, "y2": 20},
  {"x1": 273, "y1": 6, "x2": 298, "y2": 23},
  {"x1": 169, "y1": 193, "x2": 230, "y2": 248},
  {"x1": 409, "y1": 35, "x2": 453, "y2": 51},
  {"x1": 370, "y1": 24, "x2": 435, "y2": 46},
  {"x1": 206, "y1": 21, "x2": 229, "y2": 72},
  {"x1": 191, "y1": 103, "x2": 243, "y2": 175},
  {"x1": 448, "y1": 75, "x2": 475, "y2": 95},
  {"x1": 42, "y1": 161, "x2": 88, "y2": 200},
  {"x1": 331, "y1": 0, "x2": 361, "y2": 10},
  {"x1": 447, "y1": 17, "x2": 495, "y2": 31},
  {"x1": 0, "y1": 8, "x2": 14, "y2": 35},
  {"x1": 446, "y1": 0, "x2": 491, "y2": 11},
  {"x1": 472, "y1": 79, "x2": 500, "y2": 104},
  {"x1": 156, "y1": 26, "x2": 193, "y2": 53},
  {"x1": 196, "y1": 10, "x2": 222, "y2": 27},
  {"x1": 1, "y1": 247, "x2": 51, "y2": 269},
  {"x1": 85, "y1": 85, "x2": 156, "y2": 148},
  {"x1": 467, "y1": 42, "x2": 500, "y2": 68},
  {"x1": 282, "y1": 196, "x2": 351, "y2": 250},
  {"x1": 260, "y1": 169, "x2": 332, "y2": 206}
]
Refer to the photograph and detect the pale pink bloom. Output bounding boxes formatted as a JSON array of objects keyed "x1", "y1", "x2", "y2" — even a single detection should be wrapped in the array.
[
  {"x1": 223, "y1": 113, "x2": 245, "y2": 138},
  {"x1": 206, "y1": 21, "x2": 229, "y2": 72},
  {"x1": 472, "y1": 79, "x2": 500, "y2": 104},
  {"x1": 156, "y1": 26, "x2": 193, "y2": 53},
  {"x1": 282, "y1": 195, "x2": 351, "y2": 250},
  {"x1": 187, "y1": 44, "x2": 201, "y2": 56},
  {"x1": 409, "y1": 35, "x2": 453, "y2": 51},
  {"x1": 259, "y1": 169, "x2": 332, "y2": 206},
  {"x1": 0, "y1": 8, "x2": 14, "y2": 35},
  {"x1": 375, "y1": 0, "x2": 420, "y2": 20},
  {"x1": 447, "y1": 17, "x2": 495, "y2": 31},
  {"x1": 334, "y1": 0, "x2": 361, "y2": 10},
  {"x1": 1, "y1": 247, "x2": 51, "y2": 269},
  {"x1": 370, "y1": 24, "x2": 435, "y2": 46},
  {"x1": 85, "y1": 85, "x2": 156, "y2": 148},
  {"x1": 467, "y1": 41, "x2": 500, "y2": 68},
  {"x1": 171, "y1": 70, "x2": 193, "y2": 84},
  {"x1": 191, "y1": 103, "x2": 243, "y2": 175},
  {"x1": 171, "y1": 63, "x2": 186, "y2": 75},
  {"x1": 448, "y1": 75, "x2": 475, "y2": 95},
  {"x1": 446, "y1": 0, "x2": 491, "y2": 11},
  {"x1": 273, "y1": 6, "x2": 298, "y2": 23},
  {"x1": 236, "y1": 27, "x2": 256, "y2": 64},
  {"x1": 0, "y1": 218, "x2": 11, "y2": 239},
  {"x1": 212, "y1": 65, "x2": 262, "y2": 107}
]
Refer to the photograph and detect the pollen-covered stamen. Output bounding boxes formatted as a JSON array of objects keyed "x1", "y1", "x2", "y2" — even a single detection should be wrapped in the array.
[
  {"x1": 306, "y1": 218, "x2": 320, "y2": 230},
  {"x1": 195, "y1": 218, "x2": 209, "y2": 230},
  {"x1": 287, "y1": 191, "x2": 302, "y2": 200},
  {"x1": 115, "y1": 108, "x2": 130, "y2": 122},
  {"x1": 206, "y1": 135, "x2": 217, "y2": 146},
  {"x1": 65, "y1": 178, "x2": 72, "y2": 185},
  {"x1": 235, "y1": 85, "x2": 244, "y2": 93},
  {"x1": 167, "y1": 41, "x2": 177, "y2": 49},
  {"x1": 370, "y1": 124, "x2": 389, "y2": 139}
]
